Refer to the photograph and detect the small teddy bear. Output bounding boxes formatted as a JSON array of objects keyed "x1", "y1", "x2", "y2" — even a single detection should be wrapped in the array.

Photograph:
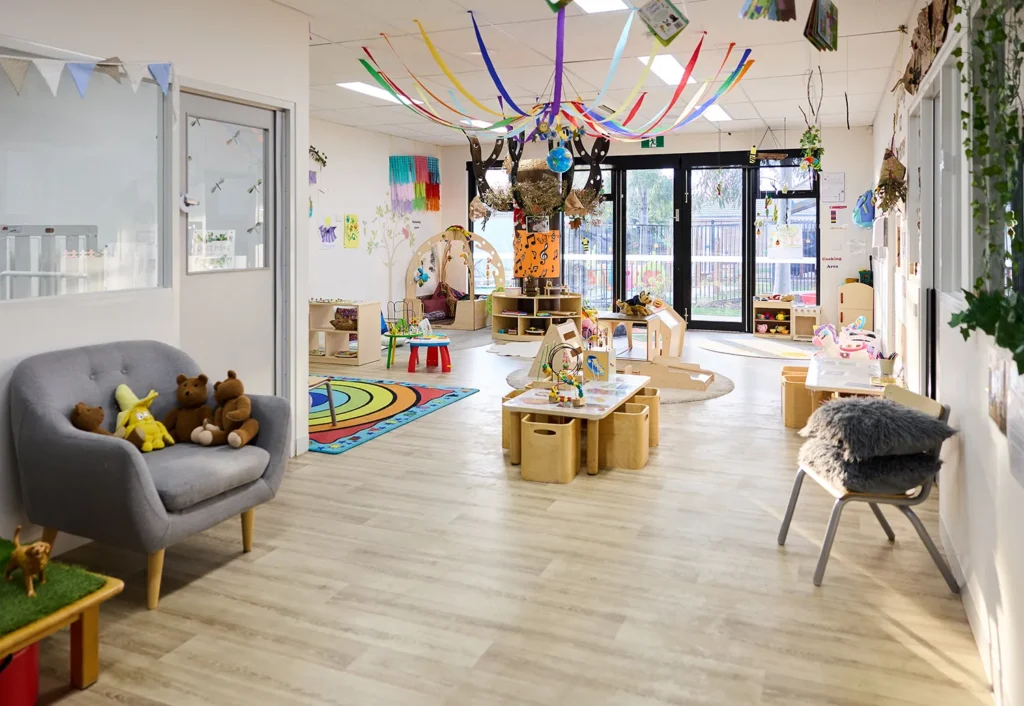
[
  {"x1": 5, "y1": 525, "x2": 51, "y2": 597},
  {"x1": 71, "y1": 402, "x2": 146, "y2": 450},
  {"x1": 193, "y1": 370, "x2": 259, "y2": 449},
  {"x1": 163, "y1": 374, "x2": 213, "y2": 443}
]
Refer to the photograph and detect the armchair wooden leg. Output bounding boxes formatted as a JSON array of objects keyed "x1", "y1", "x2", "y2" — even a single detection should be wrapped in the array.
[
  {"x1": 241, "y1": 508, "x2": 255, "y2": 553},
  {"x1": 147, "y1": 549, "x2": 165, "y2": 610},
  {"x1": 41, "y1": 527, "x2": 58, "y2": 548}
]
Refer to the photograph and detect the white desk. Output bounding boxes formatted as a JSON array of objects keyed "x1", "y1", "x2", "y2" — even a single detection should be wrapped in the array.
[
  {"x1": 805, "y1": 357, "x2": 883, "y2": 396},
  {"x1": 503, "y1": 373, "x2": 651, "y2": 475}
]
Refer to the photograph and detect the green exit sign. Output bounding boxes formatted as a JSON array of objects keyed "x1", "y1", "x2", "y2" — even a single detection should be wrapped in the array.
[{"x1": 641, "y1": 136, "x2": 664, "y2": 148}]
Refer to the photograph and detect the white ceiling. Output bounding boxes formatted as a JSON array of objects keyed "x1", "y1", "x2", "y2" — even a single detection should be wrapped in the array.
[{"x1": 286, "y1": 0, "x2": 917, "y2": 145}]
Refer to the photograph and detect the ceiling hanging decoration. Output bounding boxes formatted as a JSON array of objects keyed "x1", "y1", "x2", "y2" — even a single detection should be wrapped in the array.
[{"x1": 357, "y1": 6, "x2": 753, "y2": 225}]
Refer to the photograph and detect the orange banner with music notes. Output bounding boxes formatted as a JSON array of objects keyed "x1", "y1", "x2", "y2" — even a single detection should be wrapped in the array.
[{"x1": 514, "y1": 229, "x2": 561, "y2": 279}]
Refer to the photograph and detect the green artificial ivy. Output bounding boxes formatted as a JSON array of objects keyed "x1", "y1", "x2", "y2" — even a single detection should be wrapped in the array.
[{"x1": 949, "y1": 0, "x2": 1024, "y2": 373}]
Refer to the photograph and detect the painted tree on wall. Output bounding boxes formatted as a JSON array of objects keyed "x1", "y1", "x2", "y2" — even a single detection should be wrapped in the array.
[{"x1": 366, "y1": 197, "x2": 416, "y2": 300}]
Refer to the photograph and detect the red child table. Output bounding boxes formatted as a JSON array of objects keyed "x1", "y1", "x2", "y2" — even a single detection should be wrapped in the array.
[{"x1": 407, "y1": 336, "x2": 452, "y2": 373}]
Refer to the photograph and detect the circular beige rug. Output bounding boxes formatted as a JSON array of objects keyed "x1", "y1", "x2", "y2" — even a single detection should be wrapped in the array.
[{"x1": 505, "y1": 368, "x2": 734, "y2": 404}]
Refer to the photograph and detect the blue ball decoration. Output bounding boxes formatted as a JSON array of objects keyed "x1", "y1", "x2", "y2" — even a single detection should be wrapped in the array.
[{"x1": 546, "y1": 145, "x2": 573, "y2": 174}]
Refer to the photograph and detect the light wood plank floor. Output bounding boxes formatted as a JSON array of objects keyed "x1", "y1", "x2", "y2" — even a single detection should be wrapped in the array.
[{"x1": 38, "y1": 332, "x2": 991, "y2": 705}]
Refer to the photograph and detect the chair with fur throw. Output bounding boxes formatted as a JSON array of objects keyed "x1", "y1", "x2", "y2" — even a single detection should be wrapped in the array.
[{"x1": 777, "y1": 385, "x2": 959, "y2": 593}]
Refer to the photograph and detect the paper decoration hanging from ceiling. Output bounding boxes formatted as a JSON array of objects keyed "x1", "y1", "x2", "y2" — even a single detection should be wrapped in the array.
[
  {"x1": 638, "y1": 0, "x2": 689, "y2": 47},
  {"x1": 0, "y1": 57, "x2": 30, "y2": 94},
  {"x1": 390, "y1": 156, "x2": 441, "y2": 214},
  {"x1": 66, "y1": 62, "x2": 96, "y2": 98},
  {"x1": 739, "y1": 0, "x2": 796, "y2": 21},
  {"x1": 514, "y1": 228, "x2": 561, "y2": 279},
  {"x1": 804, "y1": 0, "x2": 839, "y2": 51}
]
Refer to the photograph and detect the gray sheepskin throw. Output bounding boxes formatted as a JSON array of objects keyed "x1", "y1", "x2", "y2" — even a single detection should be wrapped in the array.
[
  {"x1": 800, "y1": 397, "x2": 955, "y2": 461},
  {"x1": 799, "y1": 438, "x2": 942, "y2": 494}
]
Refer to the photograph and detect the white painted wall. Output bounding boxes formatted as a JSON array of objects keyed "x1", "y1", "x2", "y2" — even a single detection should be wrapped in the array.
[
  {"x1": 309, "y1": 120, "x2": 443, "y2": 306},
  {"x1": 440, "y1": 126, "x2": 875, "y2": 326},
  {"x1": 868, "y1": 5, "x2": 1024, "y2": 701},
  {"x1": 0, "y1": 0, "x2": 310, "y2": 549}
]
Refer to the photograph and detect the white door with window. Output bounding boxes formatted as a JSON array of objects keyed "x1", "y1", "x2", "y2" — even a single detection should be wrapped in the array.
[{"x1": 179, "y1": 93, "x2": 282, "y2": 395}]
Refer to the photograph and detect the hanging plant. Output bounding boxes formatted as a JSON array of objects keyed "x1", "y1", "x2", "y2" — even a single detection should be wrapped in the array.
[
  {"x1": 798, "y1": 68, "x2": 825, "y2": 172},
  {"x1": 799, "y1": 125, "x2": 824, "y2": 172},
  {"x1": 948, "y1": 0, "x2": 1024, "y2": 374},
  {"x1": 875, "y1": 148, "x2": 908, "y2": 212}
]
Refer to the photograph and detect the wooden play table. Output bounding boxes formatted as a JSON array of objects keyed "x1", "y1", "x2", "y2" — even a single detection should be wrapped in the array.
[
  {"x1": 503, "y1": 373, "x2": 652, "y2": 475},
  {"x1": 0, "y1": 574, "x2": 123, "y2": 690},
  {"x1": 596, "y1": 311, "x2": 653, "y2": 350}
]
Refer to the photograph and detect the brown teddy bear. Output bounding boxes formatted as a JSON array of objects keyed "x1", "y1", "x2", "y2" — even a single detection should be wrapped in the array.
[
  {"x1": 71, "y1": 402, "x2": 146, "y2": 450},
  {"x1": 163, "y1": 374, "x2": 212, "y2": 443},
  {"x1": 194, "y1": 370, "x2": 259, "y2": 448}
]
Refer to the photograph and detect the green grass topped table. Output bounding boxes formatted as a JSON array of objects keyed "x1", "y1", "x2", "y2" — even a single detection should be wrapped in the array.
[{"x1": 1, "y1": 537, "x2": 123, "y2": 689}]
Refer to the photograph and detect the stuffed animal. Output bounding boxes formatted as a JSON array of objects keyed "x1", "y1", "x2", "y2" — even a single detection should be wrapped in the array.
[
  {"x1": 71, "y1": 402, "x2": 146, "y2": 450},
  {"x1": 194, "y1": 370, "x2": 259, "y2": 449},
  {"x1": 616, "y1": 291, "x2": 653, "y2": 317},
  {"x1": 115, "y1": 385, "x2": 174, "y2": 452},
  {"x1": 163, "y1": 374, "x2": 213, "y2": 443},
  {"x1": 4, "y1": 525, "x2": 51, "y2": 597}
]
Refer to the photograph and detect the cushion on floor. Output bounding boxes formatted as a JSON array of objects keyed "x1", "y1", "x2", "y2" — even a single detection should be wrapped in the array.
[
  {"x1": 798, "y1": 437, "x2": 941, "y2": 495},
  {"x1": 145, "y1": 444, "x2": 270, "y2": 512},
  {"x1": 799, "y1": 397, "x2": 955, "y2": 461}
]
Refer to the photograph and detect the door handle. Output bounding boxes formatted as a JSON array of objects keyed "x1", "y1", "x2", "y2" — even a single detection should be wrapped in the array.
[{"x1": 674, "y1": 208, "x2": 680, "y2": 222}]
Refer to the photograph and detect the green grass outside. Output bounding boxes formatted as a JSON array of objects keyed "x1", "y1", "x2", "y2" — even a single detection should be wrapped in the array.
[{"x1": 0, "y1": 538, "x2": 106, "y2": 637}]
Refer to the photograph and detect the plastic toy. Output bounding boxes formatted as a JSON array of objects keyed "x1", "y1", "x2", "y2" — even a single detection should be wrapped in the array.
[
  {"x1": 812, "y1": 321, "x2": 879, "y2": 360},
  {"x1": 414, "y1": 266, "x2": 429, "y2": 287},
  {"x1": 757, "y1": 323, "x2": 768, "y2": 333}
]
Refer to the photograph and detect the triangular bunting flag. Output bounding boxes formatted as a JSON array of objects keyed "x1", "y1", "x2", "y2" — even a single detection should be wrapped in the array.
[
  {"x1": 148, "y1": 63, "x2": 172, "y2": 95},
  {"x1": 32, "y1": 59, "x2": 64, "y2": 95},
  {"x1": 122, "y1": 62, "x2": 148, "y2": 93},
  {"x1": 95, "y1": 56, "x2": 123, "y2": 83},
  {"x1": 66, "y1": 62, "x2": 96, "y2": 98},
  {"x1": 0, "y1": 57, "x2": 31, "y2": 94}
]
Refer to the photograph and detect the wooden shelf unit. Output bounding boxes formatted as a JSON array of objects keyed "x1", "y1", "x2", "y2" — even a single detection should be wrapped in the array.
[
  {"x1": 308, "y1": 300, "x2": 382, "y2": 366},
  {"x1": 491, "y1": 292, "x2": 583, "y2": 342},
  {"x1": 752, "y1": 299, "x2": 793, "y2": 338}
]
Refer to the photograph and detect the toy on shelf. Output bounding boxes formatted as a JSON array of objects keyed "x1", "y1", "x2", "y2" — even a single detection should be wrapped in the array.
[{"x1": 541, "y1": 343, "x2": 585, "y2": 408}]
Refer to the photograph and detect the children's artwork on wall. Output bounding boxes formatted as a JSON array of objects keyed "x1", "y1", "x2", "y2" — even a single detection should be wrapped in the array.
[
  {"x1": 514, "y1": 229, "x2": 561, "y2": 279},
  {"x1": 389, "y1": 156, "x2": 440, "y2": 214},
  {"x1": 319, "y1": 217, "x2": 337, "y2": 250},
  {"x1": 343, "y1": 214, "x2": 359, "y2": 249},
  {"x1": 767, "y1": 224, "x2": 801, "y2": 260}
]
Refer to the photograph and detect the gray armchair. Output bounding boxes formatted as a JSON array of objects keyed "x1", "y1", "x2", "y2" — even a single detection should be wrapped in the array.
[{"x1": 9, "y1": 340, "x2": 291, "y2": 608}]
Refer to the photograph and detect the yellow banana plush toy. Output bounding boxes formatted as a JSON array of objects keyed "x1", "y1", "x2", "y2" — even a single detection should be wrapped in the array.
[{"x1": 114, "y1": 384, "x2": 175, "y2": 453}]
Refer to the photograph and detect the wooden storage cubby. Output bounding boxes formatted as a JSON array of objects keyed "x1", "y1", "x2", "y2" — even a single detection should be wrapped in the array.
[
  {"x1": 308, "y1": 300, "x2": 382, "y2": 366},
  {"x1": 491, "y1": 292, "x2": 583, "y2": 342},
  {"x1": 752, "y1": 299, "x2": 793, "y2": 339}
]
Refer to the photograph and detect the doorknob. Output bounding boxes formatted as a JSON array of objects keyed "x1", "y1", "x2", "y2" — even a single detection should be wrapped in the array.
[{"x1": 179, "y1": 193, "x2": 200, "y2": 213}]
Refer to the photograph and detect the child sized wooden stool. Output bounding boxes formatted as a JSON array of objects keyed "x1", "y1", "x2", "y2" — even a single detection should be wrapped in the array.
[{"x1": 407, "y1": 336, "x2": 452, "y2": 373}]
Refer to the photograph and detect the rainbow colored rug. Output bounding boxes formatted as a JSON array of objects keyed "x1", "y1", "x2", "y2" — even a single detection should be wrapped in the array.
[{"x1": 308, "y1": 376, "x2": 478, "y2": 455}]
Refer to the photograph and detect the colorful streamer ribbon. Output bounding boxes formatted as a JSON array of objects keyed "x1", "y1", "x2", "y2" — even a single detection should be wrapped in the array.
[{"x1": 468, "y1": 11, "x2": 528, "y2": 116}]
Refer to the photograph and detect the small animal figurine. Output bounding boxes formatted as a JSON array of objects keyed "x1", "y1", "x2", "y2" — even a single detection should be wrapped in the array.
[{"x1": 5, "y1": 525, "x2": 51, "y2": 597}]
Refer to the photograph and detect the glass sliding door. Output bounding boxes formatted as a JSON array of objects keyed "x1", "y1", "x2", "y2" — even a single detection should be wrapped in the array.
[
  {"x1": 624, "y1": 168, "x2": 675, "y2": 306},
  {"x1": 564, "y1": 168, "x2": 614, "y2": 309},
  {"x1": 686, "y1": 167, "x2": 745, "y2": 327},
  {"x1": 755, "y1": 161, "x2": 819, "y2": 306}
]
